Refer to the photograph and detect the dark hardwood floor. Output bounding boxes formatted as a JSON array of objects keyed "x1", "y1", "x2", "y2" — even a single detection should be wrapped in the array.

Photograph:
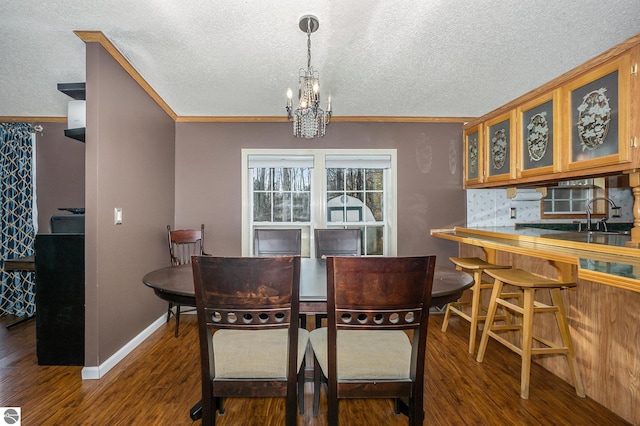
[{"x1": 0, "y1": 312, "x2": 631, "y2": 425}]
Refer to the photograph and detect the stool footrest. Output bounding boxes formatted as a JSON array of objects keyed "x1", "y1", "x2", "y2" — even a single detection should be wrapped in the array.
[
  {"x1": 499, "y1": 292, "x2": 522, "y2": 299},
  {"x1": 531, "y1": 347, "x2": 570, "y2": 356},
  {"x1": 487, "y1": 332, "x2": 522, "y2": 355},
  {"x1": 496, "y1": 299, "x2": 524, "y2": 314},
  {"x1": 533, "y1": 335, "x2": 566, "y2": 350},
  {"x1": 490, "y1": 325, "x2": 520, "y2": 332},
  {"x1": 448, "y1": 306, "x2": 472, "y2": 322}
]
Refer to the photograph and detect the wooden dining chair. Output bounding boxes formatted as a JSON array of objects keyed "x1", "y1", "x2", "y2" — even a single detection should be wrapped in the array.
[
  {"x1": 254, "y1": 228, "x2": 306, "y2": 328},
  {"x1": 309, "y1": 256, "x2": 436, "y2": 425},
  {"x1": 166, "y1": 224, "x2": 205, "y2": 337},
  {"x1": 313, "y1": 228, "x2": 362, "y2": 329},
  {"x1": 254, "y1": 229, "x2": 301, "y2": 257},
  {"x1": 191, "y1": 255, "x2": 309, "y2": 426},
  {"x1": 314, "y1": 228, "x2": 362, "y2": 258}
]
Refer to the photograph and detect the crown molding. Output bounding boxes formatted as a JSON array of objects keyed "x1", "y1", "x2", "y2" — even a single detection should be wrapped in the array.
[{"x1": 74, "y1": 30, "x2": 178, "y2": 121}]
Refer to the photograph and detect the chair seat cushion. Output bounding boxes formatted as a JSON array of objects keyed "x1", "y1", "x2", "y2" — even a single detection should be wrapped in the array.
[
  {"x1": 213, "y1": 328, "x2": 310, "y2": 379},
  {"x1": 309, "y1": 328, "x2": 411, "y2": 380}
]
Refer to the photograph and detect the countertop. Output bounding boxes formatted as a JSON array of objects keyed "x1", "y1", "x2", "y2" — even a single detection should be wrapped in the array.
[{"x1": 430, "y1": 226, "x2": 640, "y2": 293}]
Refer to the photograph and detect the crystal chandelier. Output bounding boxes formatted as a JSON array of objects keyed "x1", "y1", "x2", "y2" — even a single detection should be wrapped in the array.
[{"x1": 286, "y1": 15, "x2": 332, "y2": 139}]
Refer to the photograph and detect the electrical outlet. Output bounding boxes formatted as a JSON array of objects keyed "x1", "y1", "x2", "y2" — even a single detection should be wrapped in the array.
[{"x1": 509, "y1": 207, "x2": 517, "y2": 219}]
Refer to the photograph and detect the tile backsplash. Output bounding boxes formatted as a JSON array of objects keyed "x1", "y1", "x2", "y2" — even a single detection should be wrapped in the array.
[{"x1": 466, "y1": 187, "x2": 634, "y2": 227}]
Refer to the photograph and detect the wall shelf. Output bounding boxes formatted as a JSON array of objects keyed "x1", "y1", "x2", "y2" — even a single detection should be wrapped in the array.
[
  {"x1": 57, "y1": 82, "x2": 86, "y2": 142},
  {"x1": 63, "y1": 128, "x2": 85, "y2": 142},
  {"x1": 57, "y1": 83, "x2": 85, "y2": 100}
]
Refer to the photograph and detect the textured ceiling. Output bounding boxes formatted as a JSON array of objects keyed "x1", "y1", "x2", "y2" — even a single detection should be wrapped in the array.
[{"x1": 1, "y1": 0, "x2": 640, "y2": 119}]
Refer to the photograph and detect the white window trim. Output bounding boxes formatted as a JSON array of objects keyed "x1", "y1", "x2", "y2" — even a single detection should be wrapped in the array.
[{"x1": 241, "y1": 148, "x2": 397, "y2": 257}]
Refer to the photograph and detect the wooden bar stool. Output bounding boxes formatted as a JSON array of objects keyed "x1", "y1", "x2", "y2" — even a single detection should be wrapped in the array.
[
  {"x1": 441, "y1": 257, "x2": 511, "y2": 354},
  {"x1": 475, "y1": 268, "x2": 585, "y2": 399}
]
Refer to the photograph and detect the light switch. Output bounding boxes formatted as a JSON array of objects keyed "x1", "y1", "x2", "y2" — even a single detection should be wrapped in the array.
[{"x1": 114, "y1": 207, "x2": 123, "y2": 225}]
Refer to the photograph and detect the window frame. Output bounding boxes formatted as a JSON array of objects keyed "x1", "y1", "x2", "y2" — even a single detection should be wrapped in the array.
[
  {"x1": 241, "y1": 149, "x2": 397, "y2": 257},
  {"x1": 540, "y1": 177, "x2": 607, "y2": 219}
]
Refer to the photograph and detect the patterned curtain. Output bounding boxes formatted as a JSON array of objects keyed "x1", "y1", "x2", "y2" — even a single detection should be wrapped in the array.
[{"x1": 0, "y1": 123, "x2": 37, "y2": 317}]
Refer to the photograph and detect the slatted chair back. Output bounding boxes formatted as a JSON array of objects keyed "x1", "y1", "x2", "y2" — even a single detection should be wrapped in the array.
[
  {"x1": 191, "y1": 256, "x2": 306, "y2": 426},
  {"x1": 254, "y1": 229, "x2": 301, "y2": 257},
  {"x1": 314, "y1": 228, "x2": 362, "y2": 258},
  {"x1": 167, "y1": 224, "x2": 204, "y2": 266}
]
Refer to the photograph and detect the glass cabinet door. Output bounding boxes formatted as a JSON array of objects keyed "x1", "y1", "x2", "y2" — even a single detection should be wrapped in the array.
[
  {"x1": 463, "y1": 123, "x2": 483, "y2": 186},
  {"x1": 563, "y1": 54, "x2": 631, "y2": 171},
  {"x1": 484, "y1": 110, "x2": 516, "y2": 183},
  {"x1": 517, "y1": 90, "x2": 561, "y2": 178}
]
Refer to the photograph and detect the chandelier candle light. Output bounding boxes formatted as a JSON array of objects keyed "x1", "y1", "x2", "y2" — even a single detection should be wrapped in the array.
[{"x1": 286, "y1": 15, "x2": 332, "y2": 138}]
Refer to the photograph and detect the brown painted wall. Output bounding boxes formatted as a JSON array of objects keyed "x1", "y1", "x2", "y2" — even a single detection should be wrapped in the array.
[
  {"x1": 174, "y1": 121, "x2": 465, "y2": 262},
  {"x1": 34, "y1": 122, "x2": 85, "y2": 232},
  {"x1": 84, "y1": 42, "x2": 176, "y2": 366}
]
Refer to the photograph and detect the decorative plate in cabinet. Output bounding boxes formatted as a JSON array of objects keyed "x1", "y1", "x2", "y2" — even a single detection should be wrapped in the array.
[
  {"x1": 464, "y1": 123, "x2": 483, "y2": 186},
  {"x1": 484, "y1": 110, "x2": 516, "y2": 183},
  {"x1": 563, "y1": 54, "x2": 631, "y2": 171},
  {"x1": 517, "y1": 89, "x2": 561, "y2": 178}
]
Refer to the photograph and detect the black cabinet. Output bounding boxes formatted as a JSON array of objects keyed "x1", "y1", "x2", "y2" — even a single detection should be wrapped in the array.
[{"x1": 35, "y1": 234, "x2": 84, "y2": 365}]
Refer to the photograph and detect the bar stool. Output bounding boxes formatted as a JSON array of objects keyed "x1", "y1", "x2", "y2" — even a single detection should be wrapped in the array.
[
  {"x1": 475, "y1": 268, "x2": 585, "y2": 399},
  {"x1": 441, "y1": 257, "x2": 511, "y2": 354}
]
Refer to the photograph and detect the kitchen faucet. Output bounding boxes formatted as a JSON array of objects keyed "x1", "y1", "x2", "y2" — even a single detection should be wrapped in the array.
[{"x1": 585, "y1": 197, "x2": 620, "y2": 231}]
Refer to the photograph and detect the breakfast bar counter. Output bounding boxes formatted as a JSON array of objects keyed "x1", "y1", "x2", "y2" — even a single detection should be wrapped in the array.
[
  {"x1": 431, "y1": 226, "x2": 640, "y2": 424},
  {"x1": 431, "y1": 226, "x2": 640, "y2": 293}
]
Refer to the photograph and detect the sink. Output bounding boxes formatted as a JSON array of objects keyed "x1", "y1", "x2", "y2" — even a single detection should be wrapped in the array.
[
  {"x1": 543, "y1": 230, "x2": 631, "y2": 245},
  {"x1": 582, "y1": 230, "x2": 630, "y2": 235}
]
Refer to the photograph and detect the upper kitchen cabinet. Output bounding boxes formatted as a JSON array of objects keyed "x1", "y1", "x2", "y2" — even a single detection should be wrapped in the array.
[
  {"x1": 562, "y1": 54, "x2": 632, "y2": 172},
  {"x1": 461, "y1": 34, "x2": 640, "y2": 189},
  {"x1": 516, "y1": 89, "x2": 562, "y2": 178},
  {"x1": 463, "y1": 123, "x2": 483, "y2": 187},
  {"x1": 483, "y1": 110, "x2": 516, "y2": 183}
]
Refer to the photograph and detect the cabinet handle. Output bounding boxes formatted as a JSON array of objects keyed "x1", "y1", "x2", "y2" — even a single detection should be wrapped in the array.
[
  {"x1": 632, "y1": 136, "x2": 638, "y2": 148},
  {"x1": 632, "y1": 63, "x2": 638, "y2": 76}
]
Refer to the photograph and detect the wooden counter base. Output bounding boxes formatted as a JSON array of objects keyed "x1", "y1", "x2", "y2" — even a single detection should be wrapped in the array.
[{"x1": 431, "y1": 226, "x2": 640, "y2": 425}]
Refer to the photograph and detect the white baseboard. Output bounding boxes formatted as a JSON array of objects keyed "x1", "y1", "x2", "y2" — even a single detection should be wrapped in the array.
[{"x1": 81, "y1": 314, "x2": 166, "y2": 380}]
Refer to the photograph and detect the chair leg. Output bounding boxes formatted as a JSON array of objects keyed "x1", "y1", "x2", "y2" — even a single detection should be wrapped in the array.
[
  {"x1": 201, "y1": 394, "x2": 214, "y2": 425},
  {"x1": 327, "y1": 374, "x2": 338, "y2": 425},
  {"x1": 549, "y1": 288, "x2": 585, "y2": 397},
  {"x1": 166, "y1": 301, "x2": 173, "y2": 323},
  {"x1": 468, "y1": 269, "x2": 483, "y2": 354},
  {"x1": 440, "y1": 302, "x2": 453, "y2": 332},
  {"x1": 313, "y1": 356, "x2": 322, "y2": 416},
  {"x1": 441, "y1": 265, "x2": 464, "y2": 333},
  {"x1": 174, "y1": 305, "x2": 181, "y2": 338},
  {"x1": 408, "y1": 396, "x2": 424, "y2": 426},
  {"x1": 286, "y1": 387, "x2": 297, "y2": 426},
  {"x1": 520, "y1": 288, "x2": 535, "y2": 399},
  {"x1": 298, "y1": 360, "x2": 305, "y2": 414},
  {"x1": 476, "y1": 279, "x2": 503, "y2": 363}
]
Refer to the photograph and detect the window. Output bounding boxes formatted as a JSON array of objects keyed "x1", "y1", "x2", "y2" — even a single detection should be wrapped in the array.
[
  {"x1": 242, "y1": 150, "x2": 397, "y2": 257},
  {"x1": 541, "y1": 178, "x2": 606, "y2": 219},
  {"x1": 325, "y1": 155, "x2": 389, "y2": 255}
]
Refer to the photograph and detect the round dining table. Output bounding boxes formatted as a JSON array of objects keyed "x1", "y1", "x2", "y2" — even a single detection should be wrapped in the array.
[{"x1": 142, "y1": 258, "x2": 474, "y2": 313}]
